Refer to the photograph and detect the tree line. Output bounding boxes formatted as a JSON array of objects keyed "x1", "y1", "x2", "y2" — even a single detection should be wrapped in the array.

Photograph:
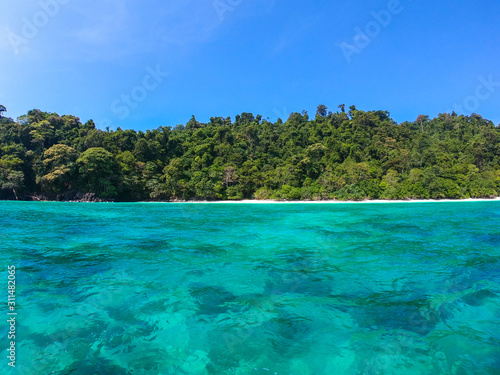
[{"x1": 0, "y1": 105, "x2": 499, "y2": 201}]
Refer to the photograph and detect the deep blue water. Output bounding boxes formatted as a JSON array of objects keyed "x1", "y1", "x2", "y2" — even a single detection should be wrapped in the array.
[{"x1": 1, "y1": 201, "x2": 499, "y2": 374}]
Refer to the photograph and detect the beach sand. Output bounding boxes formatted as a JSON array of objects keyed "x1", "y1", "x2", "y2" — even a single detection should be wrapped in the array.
[{"x1": 175, "y1": 198, "x2": 500, "y2": 204}]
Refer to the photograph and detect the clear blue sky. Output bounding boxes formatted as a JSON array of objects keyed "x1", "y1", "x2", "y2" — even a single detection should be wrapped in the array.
[{"x1": 1, "y1": 0, "x2": 499, "y2": 130}]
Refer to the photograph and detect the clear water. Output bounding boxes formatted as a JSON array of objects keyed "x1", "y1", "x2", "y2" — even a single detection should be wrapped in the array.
[{"x1": 1, "y1": 201, "x2": 500, "y2": 375}]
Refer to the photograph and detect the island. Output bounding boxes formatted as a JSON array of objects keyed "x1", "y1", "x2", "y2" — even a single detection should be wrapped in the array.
[{"x1": 1, "y1": 105, "x2": 499, "y2": 202}]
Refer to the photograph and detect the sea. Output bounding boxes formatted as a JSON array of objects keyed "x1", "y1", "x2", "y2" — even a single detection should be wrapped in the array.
[{"x1": 0, "y1": 201, "x2": 499, "y2": 374}]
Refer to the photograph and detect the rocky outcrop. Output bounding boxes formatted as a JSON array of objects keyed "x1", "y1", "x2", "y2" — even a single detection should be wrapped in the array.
[
  {"x1": 62, "y1": 191, "x2": 109, "y2": 202},
  {"x1": 12, "y1": 191, "x2": 113, "y2": 202}
]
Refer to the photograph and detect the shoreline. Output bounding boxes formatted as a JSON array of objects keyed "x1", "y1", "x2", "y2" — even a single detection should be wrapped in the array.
[
  {"x1": 166, "y1": 198, "x2": 500, "y2": 204},
  {"x1": 1, "y1": 198, "x2": 500, "y2": 204}
]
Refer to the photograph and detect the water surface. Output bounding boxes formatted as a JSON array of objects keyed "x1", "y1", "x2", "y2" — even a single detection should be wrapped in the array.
[{"x1": 1, "y1": 201, "x2": 499, "y2": 374}]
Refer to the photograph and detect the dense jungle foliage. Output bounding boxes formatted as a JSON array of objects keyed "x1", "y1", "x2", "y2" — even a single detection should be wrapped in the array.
[{"x1": 1, "y1": 105, "x2": 499, "y2": 201}]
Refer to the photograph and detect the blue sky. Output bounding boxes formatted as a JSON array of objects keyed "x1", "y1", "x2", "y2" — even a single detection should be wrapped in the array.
[{"x1": 1, "y1": 0, "x2": 499, "y2": 130}]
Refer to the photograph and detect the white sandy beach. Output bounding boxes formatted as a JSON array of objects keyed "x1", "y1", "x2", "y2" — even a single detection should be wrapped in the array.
[{"x1": 175, "y1": 198, "x2": 500, "y2": 204}]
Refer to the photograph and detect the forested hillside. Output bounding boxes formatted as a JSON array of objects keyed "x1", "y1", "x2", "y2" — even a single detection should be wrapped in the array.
[{"x1": 1, "y1": 105, "x2": 499, "y2": 201}]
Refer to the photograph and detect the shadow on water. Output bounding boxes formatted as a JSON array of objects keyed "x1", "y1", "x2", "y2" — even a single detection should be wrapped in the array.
[{"x1": 189, "y1": 284, "x2": 237, "y2": 316}]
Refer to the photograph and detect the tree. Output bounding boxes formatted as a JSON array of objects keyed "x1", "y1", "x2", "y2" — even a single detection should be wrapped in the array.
[
  {"x1": 380, "y1": 169, "x2": 401, "y2": 199},
  {"x1": 0, "y1": 154, "x2": 24, "y2": 200},
  {"x1": 29, "y1": 120, "x2": 54, "y2": 151},
  {"x1": 0, "y1": 105, "x2": 499, "y2": 201},
  {"x1": 0, "y1": 171, "x2": 24, "y2": 200},
  {"x1": 222, "y1": 166, "x2": 238, "y2": 187},
  {"x1": 116, "y1": 151, "x2": 146, "y2": 200},
  {"x1": 416, "y1": 114, "x2": 429, "y2": 133},
  {"x1": 43, "y1": 144, "x2": 78, "y2": 169},
  {"x1": 76, "y1": 148, "x2": 119, "y2": 197},
  {"x1": 316, "y1": 105, "x2": 328, "y2": 118},
  {"x1": 41, "y1": 144, "x2": 79, "y2": 193}
]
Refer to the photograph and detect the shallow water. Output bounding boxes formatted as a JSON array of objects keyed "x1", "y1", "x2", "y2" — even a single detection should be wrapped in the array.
[{"x1": 1, "y1": 201, "x2": 499, "y2": 374}]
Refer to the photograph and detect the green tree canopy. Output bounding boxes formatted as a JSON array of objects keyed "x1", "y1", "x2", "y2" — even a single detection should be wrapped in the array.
[
  {"x1": 76, "y1": 147, "x2": 119, "y2": 197},
  {"x1": 0, "y1": 106, "x2": 499, "y2": 201}
]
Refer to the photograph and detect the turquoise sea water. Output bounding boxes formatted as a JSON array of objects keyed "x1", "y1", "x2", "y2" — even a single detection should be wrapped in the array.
[{"x1": 1, "y1": 201, "x2": 500, "y2": 374}]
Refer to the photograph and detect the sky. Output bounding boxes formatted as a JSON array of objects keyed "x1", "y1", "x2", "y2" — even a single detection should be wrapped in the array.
[{"x1": 1, "y1": 0, "x2": 500, "y2": 130}]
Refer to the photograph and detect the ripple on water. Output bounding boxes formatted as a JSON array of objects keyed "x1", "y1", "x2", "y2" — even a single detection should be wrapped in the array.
[{"x1": 1, "y1": 201, "x2": 499, "y2": 374}]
